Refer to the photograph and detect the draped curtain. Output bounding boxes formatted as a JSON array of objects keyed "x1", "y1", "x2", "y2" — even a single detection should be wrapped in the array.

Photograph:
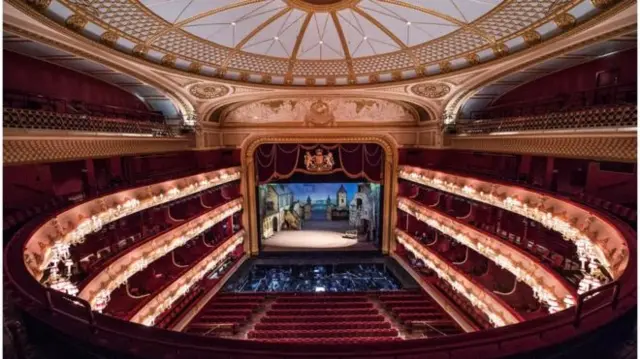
[{"x1": 255, "y1": 143, "x2": 384, "y2": 184}]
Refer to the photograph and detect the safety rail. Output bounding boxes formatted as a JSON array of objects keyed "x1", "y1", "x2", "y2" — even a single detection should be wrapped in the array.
[
  {"x1": 3, "y1": 108, "x2": 179, "y2": 137},
  {"x1": 573, "y1": 281, "x2": 620, "y2": 327},
  {"x1": 456, "y1": 104, "x2": 637, "y2": 135}
]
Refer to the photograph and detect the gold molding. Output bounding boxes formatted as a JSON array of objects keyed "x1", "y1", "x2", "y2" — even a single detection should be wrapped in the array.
[
  {"x1": 241, "y1": 133, "x2": 398, "y2": 255},
  {"x1": 447, "y1": 132, "x2": 637, "y2": 163},
  {"x1": 4, "y1": 130, "x2": 194, "y2": 165},
  {"x1": 287, "y1": 12, "x2": 314, "y2": 77},
  {"x1": 286, "y1": 0, "x2": 359, "y2": 12}
]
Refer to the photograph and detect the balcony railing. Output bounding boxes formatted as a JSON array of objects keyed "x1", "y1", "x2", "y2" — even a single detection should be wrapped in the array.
[
  {"x1": 3, "y1": 108, "x2": 180, "y2": 137},
  {"x1": 456, "y1": 104, "x2": 637, "y2": 135}
]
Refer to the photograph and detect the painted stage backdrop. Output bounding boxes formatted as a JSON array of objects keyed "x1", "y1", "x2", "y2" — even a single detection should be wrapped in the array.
[{"x1": 257, "y1": 182, "x2": 382, "y2": 249}]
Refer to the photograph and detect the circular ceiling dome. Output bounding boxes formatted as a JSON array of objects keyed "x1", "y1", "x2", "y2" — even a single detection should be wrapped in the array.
[
  {"x1": 27, "y1": 0, "x2": 617, "y2": 85},
  {"x1": 141, "y1": 0, "x2": 499, "y2": 61}
]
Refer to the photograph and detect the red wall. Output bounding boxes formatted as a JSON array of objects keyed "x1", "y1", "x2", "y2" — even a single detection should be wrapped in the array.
[
  {"x1": 493, "y1": 49, "x2": 637, "y2": 106},
  {"x1": 4, "y1": 50, "x2": 147, "y2": 111}
]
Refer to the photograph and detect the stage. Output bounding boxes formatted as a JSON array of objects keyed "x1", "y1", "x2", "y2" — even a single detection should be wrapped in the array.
[{"x1": 262, "y1": 219, "x2": 378, "y2": 252}]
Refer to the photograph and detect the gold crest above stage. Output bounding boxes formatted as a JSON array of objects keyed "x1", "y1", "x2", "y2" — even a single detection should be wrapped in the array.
[{"x1": 304, "y1": 148, "x2": 335, "y2": 172}]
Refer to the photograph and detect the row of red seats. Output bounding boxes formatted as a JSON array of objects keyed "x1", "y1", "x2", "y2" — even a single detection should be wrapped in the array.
[
  {"x1": 265, "y1": 308, "x2": 378, "y2": 316},
  {"x1": 261, "y1": 314, "x2": 385, "y2": 323},
  {"x1": 274, "y1": 296, "x2": 369, "y2": 303},
  {"x1": 270, "y1": 302, "x2": 373, "y2": 310},
  {"x1": 252, "y1": 337, "x2": 403, "y2": 344},
  {"x1": 156, "y1": 286, "x2": 204, "y2": 329},
  {"x1": 248, "y1": 328, "x2": 399, "y2": 339},
  {"x1": 254, "y1": 321, "x2": 392, "y2": 331}
]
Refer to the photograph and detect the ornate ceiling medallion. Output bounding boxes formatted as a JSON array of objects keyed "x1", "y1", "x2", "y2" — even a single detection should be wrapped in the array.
[
  {"x1": 411, "y1": 83, "x2": 451, "y2": 99},
  {"x1": 189, "y1": 84, "x2": 230, "y2": 99}
]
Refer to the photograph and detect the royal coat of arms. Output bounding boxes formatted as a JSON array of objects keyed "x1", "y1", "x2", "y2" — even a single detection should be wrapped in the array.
[{"x1": 304, "y1": 148, "x2": 335, "y2": 172}]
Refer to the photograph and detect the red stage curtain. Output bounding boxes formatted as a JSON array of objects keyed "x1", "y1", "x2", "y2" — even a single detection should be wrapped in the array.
[{"x1": 255, "y1": 143, "x2": 384, "y2": 184}]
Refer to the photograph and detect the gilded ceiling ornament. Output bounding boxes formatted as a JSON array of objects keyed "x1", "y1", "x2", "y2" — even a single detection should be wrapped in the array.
[
  {"x1": 65, "y1": 14, "x2": 87, "y2": 32},
  {"x1": 188, "y1": 62, "x2": 202, "y2": 74},
  {"x1": 239, "y1": 72, "x2": 250, "y2": 82},
  {"x1": 161, "y1": 54, "x2": 177, "y2": 68},
  {"x1": 217, "y1": 69, "x2": 227, "y2": 79},
  {"x1": 284, "y1": 75, "x2": 293, "y2": 85},
  {"x1": 465, "y1": 54, "x2": 480, "y2": 66},
  {"x1": 415, "y1": 65, "x2": 426, "y2": 77},
  {"x1": 306, "y1": 100, "x2": 335, "y2": 126},
  {"x1": 305, "y1": 77, "x2": 315, "y2": 86},
  {"x1": 391, "y1": 71, "x2": 402, "y2": 81},
  {"x1": 411, "y1": 83, "x2": 451, "y2": 99},
  {"x1": 262, "y1": 75, "x2": 272, "y2": 84},
  {"x1": 554, "y1": 13, "x2": 577, "y2": 30},
  {"x1": 189, "y1": 84, "x2": 230, "y2": 99},
  {"x1": 99, "y1": 31, "x2": 119, "y2": 47},
  {"x1": 369, "y1": 73, "x2": 380, "y2": 84},
  {"x1": 26, "y1": 0, "x2": 51, "y2": 12},
  {"x1": 132, "y1": 45, "x2": 148, "y2": 58},
  {"x1": 591, "y1": 0, "x2": 618, "y2": 9},
  {"x1": 348, "y1": 75, "x2": 356, "y2": 85},
  {"x1": 492, "y1": 43, "x2": 509, "y2": 58},
  {"x1": 326, "y1": 76, "x2": 336, "y2": 86},
  {"x1": 439, "y1": 61, "x2": 452, "y2": 74},
  {"x1": 522, "y1": 30, "x2": 542, "y2": 46}
]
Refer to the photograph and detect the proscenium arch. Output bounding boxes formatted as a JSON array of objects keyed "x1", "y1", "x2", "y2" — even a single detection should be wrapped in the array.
[{"x1": 240, "y1": 133, "x2": 399, "y2": 256}]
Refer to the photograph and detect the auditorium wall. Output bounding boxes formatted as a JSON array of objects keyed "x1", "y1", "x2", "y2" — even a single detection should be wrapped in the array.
[
  {"x1": 492, "y1": 48, "x2": 636, "y2": 108},
  {"x1": 4, "y1": 50, "x2": 148, "y2": 111}
]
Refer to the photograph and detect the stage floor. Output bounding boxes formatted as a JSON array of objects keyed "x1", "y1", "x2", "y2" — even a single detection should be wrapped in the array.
[{"x1": 262, "y1": 220, "x2": 378, "y2": 252}]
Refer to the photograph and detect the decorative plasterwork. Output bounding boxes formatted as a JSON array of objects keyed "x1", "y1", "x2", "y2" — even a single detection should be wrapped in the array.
[
  {"x1": 411, "y1": 83, "x2": 451, "y2": 98},
  {"x1": 188, "y1": 84, "x2": 231, "y2": 99},
  {"x1": 11, "y1": 0, "x2": 632, "y2": 86},
  {"x1": 448, "y1": 132, "x2": 637, "y2": 163},
  {"x1": 222, "y1": 97, "x2": 418, "y2": 124},
  {"x1": 3, "y1": 132, "x2": 193, "y2": 166}
]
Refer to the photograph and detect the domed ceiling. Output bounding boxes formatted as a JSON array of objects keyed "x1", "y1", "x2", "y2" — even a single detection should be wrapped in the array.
[{"x1": 17, "y1": 0, "x2": 623, "y2": 85}]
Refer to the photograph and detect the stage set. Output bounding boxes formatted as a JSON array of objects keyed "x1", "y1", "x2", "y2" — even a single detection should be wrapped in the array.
[{"x1": 253, "y1": 143, "x2": 387, "y2": 253}]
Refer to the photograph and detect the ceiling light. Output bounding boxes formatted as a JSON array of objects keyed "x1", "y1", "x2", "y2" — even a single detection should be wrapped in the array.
[
  {"x1": 319, "y1": 40, "x2": 323, "y2": 44},
  {"x1": 231, "y1": 22, "x2": 236, "y2": 26},
  {"x1": 274, "y1": 36, "x2": 279, "y2": 41},
  {"x1": 363, "y1": 36, "x2": 368, "y2": 40},
  {"x1": 406, "y1": 21, "x2": 411, "y2": 26}
]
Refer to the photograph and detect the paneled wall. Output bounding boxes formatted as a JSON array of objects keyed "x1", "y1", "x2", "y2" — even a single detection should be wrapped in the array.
[
  {"x1": 493, "y1": 49, "x2": 637, "y2": 108},
  {"x1": 4, "y1": 50, "x2": 147, "y2": 111}
]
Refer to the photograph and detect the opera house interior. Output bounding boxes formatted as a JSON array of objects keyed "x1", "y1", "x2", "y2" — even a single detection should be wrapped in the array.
[{"x1": 2, "y1": 0, "x2": 639, "y2": 358}]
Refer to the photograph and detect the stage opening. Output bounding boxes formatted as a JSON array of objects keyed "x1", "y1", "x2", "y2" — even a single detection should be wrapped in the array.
[{"x1": 258, "y1": 182, "x2": 382, "y2": 252}]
